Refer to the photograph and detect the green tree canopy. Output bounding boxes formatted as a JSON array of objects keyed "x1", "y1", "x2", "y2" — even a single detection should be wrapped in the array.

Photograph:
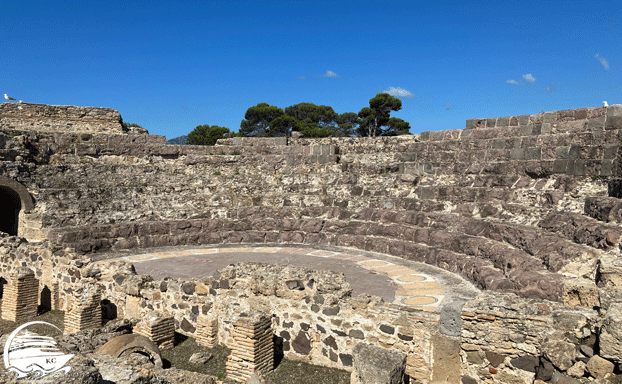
[
  {"x1": 384, "y1": 117, "x2": 412, "y2": 136},
  {"x1": 187, "y1": 125, "x2": 231, "y2": 145},
  {"x1": 284, "y1": 103, "x2": 338, "y2": 128},
  {"x1": 357, "y1": 93, "x2": 403, "y2": 137},
  {"x1": 267, "y1": 115, "x2": 298, "y2": 137},
  {"x1": 335, "y1": 112, "x2": 360, "y2": 137},
  {"x1": 239, "y1": 103, "x2": 284, "y2": 137}
]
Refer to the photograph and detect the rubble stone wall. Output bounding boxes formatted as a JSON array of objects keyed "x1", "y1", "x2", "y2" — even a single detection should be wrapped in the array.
[
  {"x1": 0, "y1": 103, "x2": 124, "y2": 134},
  {"x1": 0, "y1": 235, "x2": 617, "y2": 384}
]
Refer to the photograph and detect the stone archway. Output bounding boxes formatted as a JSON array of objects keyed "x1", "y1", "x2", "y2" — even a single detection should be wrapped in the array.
[{"x1": 0, "y1": 177, "x2": 34, "y2": 236}]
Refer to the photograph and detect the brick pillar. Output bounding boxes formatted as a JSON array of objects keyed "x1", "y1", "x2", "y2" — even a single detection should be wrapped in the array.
[
  {"x1": 226, "y1": 312, "x2": 273, "y2": 382},
  {"x1": 196, "y1": 315, "x2": 218, "y2": 348},
  {"x1": 64, "y1": 285, "x2": 102, "y2": 335},
  {"x1": 134, "y1": 311, "x2": 175, "y2": 351},
  {"x1": 1, "y1": 267, "x2": 39, "y2": 322}
]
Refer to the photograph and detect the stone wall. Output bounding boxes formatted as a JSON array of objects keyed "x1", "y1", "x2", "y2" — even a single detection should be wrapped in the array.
[
  {"x1": 0, "y1": 103, "x2": 124, "y2": 134},
  {"x1": 2, "y1": 105, "x2": 622, "y2": 303},
  {"x1": 1, "y1": 235, "x2": 621, "y2": 383},
  {"x1": 2, "y1": 103, "x2": 622, "y2": 382}
]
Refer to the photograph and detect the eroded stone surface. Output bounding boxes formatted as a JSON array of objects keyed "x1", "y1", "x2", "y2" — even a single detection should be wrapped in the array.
[
  {"x1": 599, "y1": 303, "x2": 622, "y2": 363},
  {"x1": 352, "y1": 342, "x2": 407, "y2": 384}
]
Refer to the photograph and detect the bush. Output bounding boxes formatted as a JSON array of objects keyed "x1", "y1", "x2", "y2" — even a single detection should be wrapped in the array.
[{"x1": 187, "y1": 125, "x2": 231, "y2": 146}]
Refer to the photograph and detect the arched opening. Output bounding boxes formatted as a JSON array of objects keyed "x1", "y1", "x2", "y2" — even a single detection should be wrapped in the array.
[
  {"x1": 0, "y1": 186, "x2": 21, "y2": 236},
  {"x1": 39, "y1": 285, "x2": 52, "y2": 314}
]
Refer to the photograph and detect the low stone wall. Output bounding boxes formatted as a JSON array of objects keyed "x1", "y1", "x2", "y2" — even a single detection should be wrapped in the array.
[
  {"x1": 1, "y1": 235, "x2": 621, "y2": 383},
  {"x1": 0, "y1": 103, "x2": 124, "y2": 134}
]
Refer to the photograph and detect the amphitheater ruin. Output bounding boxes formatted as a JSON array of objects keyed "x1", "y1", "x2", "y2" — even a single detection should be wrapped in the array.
[{"x1": 1, "y1": 101, "x2": 622, "y2": 383}]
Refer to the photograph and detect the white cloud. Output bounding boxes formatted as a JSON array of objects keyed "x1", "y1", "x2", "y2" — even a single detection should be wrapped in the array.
[
  {"x1": 546, "y1": 82, "x2": 559, "y2": 93},
  {"x1": 297, "y1": 76, "x2": 306, "y2": 80},
  {"x1": 595, "y1": 53, "x2": 610, "y2": 70},
  {"x1": 446, "y1": 104, "x2": 453, "y2": 110},
  {"x1": 523, "y1": 73, "x2": 536, "y2": 85},
  {"x1": 181, "y1": 106, "x2": 188, "y2": 110},
  {"x1": 506, "y1": 79, "x2": 519, "y2": 85},
  {"x1": 382, "y1": 86, "x2": 414, "y2": 98},
  {"x1": 321, "y1": 70, "x2": 339, "y2": 78}
]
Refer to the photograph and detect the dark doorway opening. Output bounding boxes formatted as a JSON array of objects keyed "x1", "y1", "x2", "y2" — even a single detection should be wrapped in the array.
[
  {"x1": 39, "y1": 285, "x2": 52, "y2": 314},
  {"x1": 0, "y1": 186, "x2": 21, "y2": 236}
]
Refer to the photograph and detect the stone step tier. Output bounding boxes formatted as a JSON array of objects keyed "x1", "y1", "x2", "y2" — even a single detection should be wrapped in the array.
[{"x1": 47, "y1": 204, "x2": 604, "y2": 303}]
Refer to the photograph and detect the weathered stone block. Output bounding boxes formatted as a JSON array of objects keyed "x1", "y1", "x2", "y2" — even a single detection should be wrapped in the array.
[
  {"x1": 525, "y1": 147, "x2": 541, "y2": 160},
  {"x1": 605, "y1": 105, "x2": 622, "y2": 130},
  {"x1": 562, "y1": 279, "x2": 600, "y2": 308},
  {"x1": 352, "y1": 342, "x2": 406, "y2": 384},
  {"x1": 598, "y1": 253, "x2": 622, "y2": 287},
  {"x1": 497, "y1": 116, "x2": 510, "y2": 126},
  {"x1": 510, "y1": 355, "x2": 539, "y2": 372},
  {"x1": 555, "y1": 146, "x2": 570, "y2": 159},
  {"x1": 510, "y1": 148, "x2": 524, "y2": 160},
  {"x1": 542, "y1": 340, "x2": 575, "y2": 371},
  {"x1": 543, "y1": 112, "x2": 557, "y2": 123},
  {"x1": 586, "y1": 355, "x2": 614, "y2": 378},
  {"x1": 520, "y1": 125, "x2": 533, "y2": 136},
  {"x1": 439, "y1": 301, "x2": 464, "y2": 337},
  {"x1": 599, "y1": 303, "x2": 622, "y2": 363},
  {"x1": 431, "y1": 335, "x2": 460, "y2": 383}
]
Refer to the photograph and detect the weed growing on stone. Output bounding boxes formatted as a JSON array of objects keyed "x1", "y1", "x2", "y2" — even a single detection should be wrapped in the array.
[
  {"x1": 162, "y1": 334, "x2": 351, "y2": 384},
  {"x1": 266, "y1": 359, "x2": 351, "y2": 384},
  {"x1": 214, "y1": 171, "x2": 221, "y2": 175},
  {"x1": 162, "y1": 336, "x2": 229, "y2": 379}
]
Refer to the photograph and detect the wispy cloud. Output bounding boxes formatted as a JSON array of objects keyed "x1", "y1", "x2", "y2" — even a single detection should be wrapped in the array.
[
  {"x1": 523, "y1": 73, "x2": 536, "y2": 85},
  {"x1": 595, "y1": 53, "x2": 610, "y2": 70},
  {"x1": 297, "y1": 76, "x2": 306, "y2": 80},
  {"x1": 446, "y1": 104, "x2": 453, "y2": 110},
  {"x1": 181, "y1": 106, "x2": 188, "y2": 110},
  {"x1": 506, "y1": 79, "x2": 519, "y2": 85},
  {"x1": 546, "y1": 82, "x2": 559, "y2": 93},
  {"x1": 321, "y1": 70, "x2": 339, "y2": 78},
  {"x1": 382, "y1": 86, "x2": 414, "y2": 98}
]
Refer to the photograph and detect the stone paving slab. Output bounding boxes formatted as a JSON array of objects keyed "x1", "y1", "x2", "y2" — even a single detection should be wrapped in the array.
[{"x1": 110, "y1": 246, "x2": 451, "y2": 310}]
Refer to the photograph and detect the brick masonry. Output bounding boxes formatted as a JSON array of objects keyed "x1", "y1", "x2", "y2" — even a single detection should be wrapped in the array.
[
  {"x1": 225, "y1": 312, "x2": 274, "y2": 382},
  {"x1": 134, "y1": 311, "x2": 175, "y2": 351},
  {"x1": 196, "y1": 315, "x2": 219, "y2": 348},
  {"x1": 0, "y1": 267, "x2": 38, "y2": 322},
  {"x1": 64, "y1": 286, "x2": 102, "y2": 335}
]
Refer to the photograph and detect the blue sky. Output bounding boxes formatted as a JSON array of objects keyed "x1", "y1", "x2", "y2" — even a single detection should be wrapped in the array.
[{"x1": 1, "y1": 1, "x2": 620, "y2": 139}]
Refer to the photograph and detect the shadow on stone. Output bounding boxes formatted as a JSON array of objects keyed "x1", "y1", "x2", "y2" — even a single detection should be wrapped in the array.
[{"x1": 273, "y1": 334, "x2": 284, "y2": 368}]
